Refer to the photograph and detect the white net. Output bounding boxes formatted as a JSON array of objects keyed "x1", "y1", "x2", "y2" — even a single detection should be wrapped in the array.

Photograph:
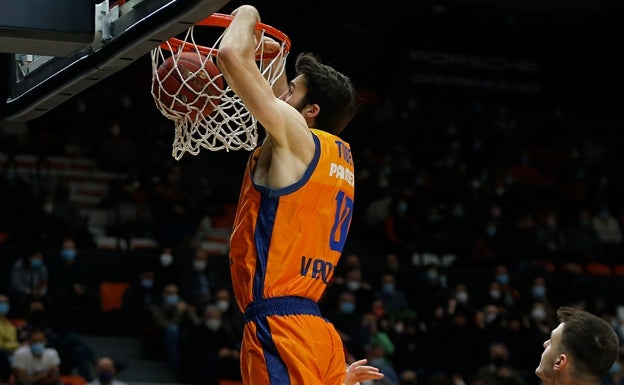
[{"x1": 150, "y1": 17, "x2": 289, "y2": 160}]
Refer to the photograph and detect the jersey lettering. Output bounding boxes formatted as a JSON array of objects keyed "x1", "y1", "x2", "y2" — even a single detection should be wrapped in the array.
[
  {"x1": 329, "y1": 191, "x2": 353, "y2": 252},
  {"x1": 300, "y1": 256, "x2": 334, "y2": 284}
]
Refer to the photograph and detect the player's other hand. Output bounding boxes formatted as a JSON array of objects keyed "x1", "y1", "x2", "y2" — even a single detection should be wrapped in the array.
[{"x1": 345, "y1": 359, "x2": 384, "y2": 385}]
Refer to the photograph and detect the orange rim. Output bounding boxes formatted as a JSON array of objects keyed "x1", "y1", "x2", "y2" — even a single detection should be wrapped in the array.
[{"x1": 160, "y1": 13, "x2": 291, "y2": 59}]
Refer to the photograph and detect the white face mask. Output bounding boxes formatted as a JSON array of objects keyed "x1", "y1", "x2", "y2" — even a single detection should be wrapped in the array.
[
  {"x1": 205, "y1": 319, "x2": 221, "y2": 331},
  {"x1": 215, "y1": 300, "x2": 229, "y2": 312},
  {"x1": 485, "y1": 313, "x2": 498, "y2": 324},
  {"x1": 346, "y1": 281, "x2": 360, "y2": 291},
  {"x1": 455, "y1": 291, "x2": 468, "y2": 303},
  {"x1": 160, "y1": 254, "x2": 173, "y2": 266},
  {"x1": 43, "y1": 202, "x2": 54, "y2": 214},
  {"x1": 531, "y1": 308, "x2": 546, "y2": 321},
  {"x1": 193, "y1": 260, "x2": 207, "y2": 271}
]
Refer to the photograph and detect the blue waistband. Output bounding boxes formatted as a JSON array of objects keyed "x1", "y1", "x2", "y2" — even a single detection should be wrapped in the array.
[{"x1": 243, "y1": 296, "x2": 321, "y2": 323}]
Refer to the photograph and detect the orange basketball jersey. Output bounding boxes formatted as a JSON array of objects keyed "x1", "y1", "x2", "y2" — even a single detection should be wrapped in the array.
[{"x1": 229, "y1": 129, "x2": 354, "y2": 385}]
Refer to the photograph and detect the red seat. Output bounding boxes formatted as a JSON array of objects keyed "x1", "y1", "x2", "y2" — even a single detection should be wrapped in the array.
[
  {"x1": 613, "y1": 264, "x2": 624, "y2": 276},
  {"x1": 100, "y1": 281, "x2": 130, "y2": 312},
  {"x1": 585, "y1": 262, "x2": 612, "y2": 275},
  {"x1": 8, "y1": 318, "x2": 27, "y2": 329},
  {"x1": 218, "y1": 380, "x2": 242, "y2": 385},
  {"x1": 60, "y1": 375, "x2": 87, "y2": 385}
]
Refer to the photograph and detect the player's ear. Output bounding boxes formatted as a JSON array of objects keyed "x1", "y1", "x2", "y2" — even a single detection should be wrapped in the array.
[
  {"x1": 305, "y1": 103, "x2": 319, "y2": 118},
  {"x1": 554, "y1": 354, "x2": 567, "y2": 369}
]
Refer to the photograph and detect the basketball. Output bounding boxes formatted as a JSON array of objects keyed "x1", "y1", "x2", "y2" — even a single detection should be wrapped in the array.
[{"x1": 153, "y1": 51, "x2": 224, "y2": 119}]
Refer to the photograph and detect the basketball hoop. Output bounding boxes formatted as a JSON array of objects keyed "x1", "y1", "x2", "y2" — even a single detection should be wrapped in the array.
[{"x1": 150, "y1": 13, "x2": 291, "y2": 160}]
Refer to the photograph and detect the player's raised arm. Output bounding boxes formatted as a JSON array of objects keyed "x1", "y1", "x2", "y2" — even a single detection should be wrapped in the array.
[{"x1": 216, "y1": 5, "x2": 312, "y2": 152}]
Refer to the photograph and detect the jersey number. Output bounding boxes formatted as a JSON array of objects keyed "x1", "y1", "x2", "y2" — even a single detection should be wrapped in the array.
[{"x1": 330, "y1": 191, "x2": 353, "y2": 252}]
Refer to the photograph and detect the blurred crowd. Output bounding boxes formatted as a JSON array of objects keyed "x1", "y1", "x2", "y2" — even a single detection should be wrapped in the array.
[{"x1": 1, "y1": 44, "x2": 624, "y2": 385}]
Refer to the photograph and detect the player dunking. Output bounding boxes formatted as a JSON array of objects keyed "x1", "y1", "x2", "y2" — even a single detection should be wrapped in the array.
[{"x1": 216, "y1": 4, "x2": 360, "y2": 385}]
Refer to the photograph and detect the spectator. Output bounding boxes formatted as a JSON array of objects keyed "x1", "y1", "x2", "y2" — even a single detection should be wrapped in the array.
[
  {"x1": 153, "y1": 247, "x2": 180, "y2": 294},
  {"x1": 96, "y1": 119, "x2": 139, "y2": 174},
  {"x1": 592, "y1": 205, "x2": 622, "y2": 264},
  {"x1": 17, "y1": 299, "x2": 96, "y2": 381},
  {"x1": 529, "y1": 276, "x2": 549, "y2": 303},
  {"x1": 11, "y1": 329, "x2": 62, "y2": 385},
  {"x1": 149, "y1": 284, "x2": 197, "y2": 377},
  {"x1": 526, "y1": 301, "x2": 557, "y2": 384},
  {"x1": 211, "y1": 288, "x2": 243, "y2": 342},
  {"x1": 17, "y1": 299, "x2": 58, "y2": 344},
  {"x1": 121, "y1": 267, "x2": 158, "y2": 335},
  {"x1": 390, "y1": 315, "x2": 434, "y2": 380},
  {"x1": 48, "y1": 237, "x2": 99, "y2": 334},
  {"x1": 534, "y1": 210, "x2": 564, "y2": 263},
  {"x1": 348, "y1": 313, "x2": 394, "y2": 369},
  {"x1": 340, "y1": 267, "x2": 375, "y2": 315},
  {"x1": 483, "y1": 281, "x2": 515, "y2": 310},
  {"x1": 413, "y1": 264, "x2": 448, "y2": 317},
  {"x1": 366, "y1": 340, "x2": 401, "y2": 385},
  {"x1": 498, "y1": 312, "x2": 535, "y2": 379},
  {"x1": 0, "y1": 158, "x2": 39, "y2": 248},
  {"x1": 384, "y1": 195, "x2": 420, "y2": 256},
  {"x1": 432, "y1": 303, "x2": 488, "y2": 379},
  {"x1": 0, "y1": 294, "x2": 20, "y2": 384},
  {"x1": 9, "y1": 250, "x2": 50, "y2": 318},
  {"x1": 333, "y1": 253, "x2": 368, "y2": 284},
  {"x1": 40, "y1": 182, "x2": 83, "y2": 248},
  {"x1": 178, "y1": 248, "x2": 224, "y2": 309},
  {"x1": 451, "y1": 283, "x2": 472, "y2": 308},
  {"x1": 374, "y1": 272, "x2": 415, "y2": 322},
  {"x1": 328, "y1": 291, "x2": 365, "y2": 346},
  {"x1": 491, "y1": 265, "x2": 519, "y2": 309},
  {"x1": 561, "y1": 209, "x2": 599, "y2": 263},
  {"x1": 86, "y1": 357, "x2": 128, "y2": 385},
  {"x1": 149, "y1": 164, "x2": 199, "y2": 247},
  {"x1": 182, "y1": 304, "x2": 241, "y2": 385},
  {"x1": 473, "y1": 341, "x2": 527, "y2": 385}
]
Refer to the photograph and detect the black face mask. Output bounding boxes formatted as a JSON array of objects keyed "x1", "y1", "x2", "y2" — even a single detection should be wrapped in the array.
[
  {"x1": 492, "y1": 356, "x2": 507, "y2": 368},
  {"x1": 97, "y1": 371, "x2": 114, "y2": 384},
  {"x1": 28, "y1": 310, "x2": 46, "y2": 322}
]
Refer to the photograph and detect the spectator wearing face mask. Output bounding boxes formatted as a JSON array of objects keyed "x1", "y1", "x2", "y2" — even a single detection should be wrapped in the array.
[
  {"x1": 153, "y1": 247, "x2": 180, "y2": 294},
  {"x1": 121, "y1": 267, "x2": 158, "y2": 335},
  {"x1": 490, "y1": 264, "x2": 519, "y2": 309},
  {"x1": 149, "y1": 284, "x2": 197, "y2": 378},
  {"x1": 86, "y1": 357, "x2": 127, "y2": 385},
  {"x1": 9, "y1": 250, "x2": 49, "y2": 318},
  {"x1": 178, "y1": 248, "x2": 225, "y2": 309},
  {"x1": 181, "y1": 304, "x2": 241, "y2": 385},
  {"x1": 327, "y1": 291, "x2": 364, "y2": 346},
  {"x1": 16, "y1": 299, "x2": 96, "y2": 382},
  {"x1": 518, "y1": 276, "x2": 553, "y2": 312},
  {"x1": 337, "y1": 267, "x2": 374, "y2": 315},
  {"x1": 374, "y1": 273, "x2": 414, "y2": 322},
  {"x1": 48, "y1": 237, "x2": 99, "y2": 334},
  {"x1": 525, "y1": 300, "x2": 558, "y2": 370},
  {"x1": 473, "y1": 341, "x2": 527, "y2": 385},
  {"x1": 11, "y1": 329, "x2": 62, "y2": 385},
  {"x1": 211, "y1": 288, "x2": 243, "y2": 342}
]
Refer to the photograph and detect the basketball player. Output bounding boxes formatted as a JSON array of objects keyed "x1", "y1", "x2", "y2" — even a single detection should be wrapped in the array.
[
  {"x1": 216, "y1": 4, "x2": 359, "y2": 385},
  {"x1": 535, "y1": 306, "x2": 619, "y2": 385}
]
